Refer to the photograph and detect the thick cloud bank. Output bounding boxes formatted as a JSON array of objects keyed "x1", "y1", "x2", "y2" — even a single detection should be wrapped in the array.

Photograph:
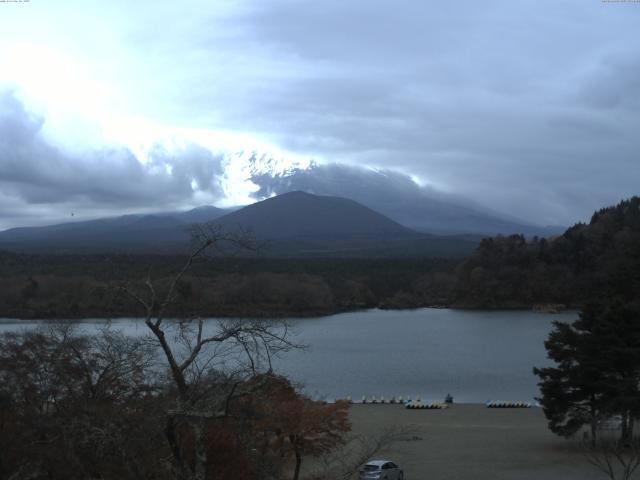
[
  {"x1": 0, "y1": 90, "x2": 225, "y2": 228},
  {"x1": 1, "y1": 1, "x2": 639, "y2": 228},
  {"x1": 249, "y1": 163, "x2": 553, "y2": 235},
  {"x1": 232, "y1": 1, "x2": 640, "y2": 225}
]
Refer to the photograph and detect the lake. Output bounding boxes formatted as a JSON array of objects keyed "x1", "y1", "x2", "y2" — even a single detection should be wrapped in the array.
[{"x1": 0, "y1": 308, "x2": 576, "y2": 403}]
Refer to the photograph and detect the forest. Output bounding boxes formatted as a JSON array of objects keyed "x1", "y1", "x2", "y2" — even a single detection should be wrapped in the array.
[
  {"x1": 453, "y1": 196, "x2": 640, "y2": 308},
  {"x1": 0, "y1": 255, "x2": 457, "y2": 318}
]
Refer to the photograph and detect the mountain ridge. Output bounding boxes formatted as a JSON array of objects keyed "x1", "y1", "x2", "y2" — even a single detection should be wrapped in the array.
[
  {"x1": 0, "y1": 192, "x2": 478, "y2": 257},
  {"x1": 212, "y1": 191, "x2": 414, "y2": 239},
  {"x1": 246, "y1": 161, "x2": 564, "y2": 236}
]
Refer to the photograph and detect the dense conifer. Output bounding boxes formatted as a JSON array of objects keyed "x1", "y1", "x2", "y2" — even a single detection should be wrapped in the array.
[{"x1": 535, "y1": 299, "x2": 640, "y2": 444}]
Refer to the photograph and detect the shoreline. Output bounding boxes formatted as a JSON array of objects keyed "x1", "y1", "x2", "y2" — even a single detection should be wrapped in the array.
[{"x1": 0, "y1": 304, "x2": 578, "y2": 321}]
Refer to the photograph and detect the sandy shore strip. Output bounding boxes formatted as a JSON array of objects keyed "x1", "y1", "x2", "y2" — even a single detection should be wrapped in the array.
[{"x1": 343, "y1": 403, "x2": 604, "y2": 480}]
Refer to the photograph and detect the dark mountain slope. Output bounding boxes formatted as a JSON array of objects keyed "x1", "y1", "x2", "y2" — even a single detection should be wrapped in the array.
[
  {"x1": 0, "y1": 215, "x2": 187, "y2": 253},
  {"x1": 0, "y1": 192, "x2": 479, "y2": 257},
  {"x1": 0, "y1": 205, "x2": 231, "y2": 253},
  {"x1": 212, "y1": 191, "x2": 413, "y2": 238},
  {"x1": 171, "y1": 205, "x2": 228, "y2": 224}
]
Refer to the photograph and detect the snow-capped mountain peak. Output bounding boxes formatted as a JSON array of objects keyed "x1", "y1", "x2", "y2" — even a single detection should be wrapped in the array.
[
  {"x1": 218, "y1": 149, "x2": 316, "y2": 206},
  {"x1": 225, "y1": 150, "x2": 315, "y2": 178}
]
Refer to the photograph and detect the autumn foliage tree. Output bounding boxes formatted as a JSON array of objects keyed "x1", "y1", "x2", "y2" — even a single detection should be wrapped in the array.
[
  {"x1": 288, "y1": 399, "x2": 351, "y2": 480},
  {"x1": 221, "y1": 374, "x2": 351, "y2": 480}
]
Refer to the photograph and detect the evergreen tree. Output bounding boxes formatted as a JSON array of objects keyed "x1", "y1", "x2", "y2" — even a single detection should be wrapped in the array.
[
  {"x1": 534, "y1": 299, "x2": 640, "y2": 445},
  {"x1": 587, "y1": 299, "x2": 640, "y2": 443}
]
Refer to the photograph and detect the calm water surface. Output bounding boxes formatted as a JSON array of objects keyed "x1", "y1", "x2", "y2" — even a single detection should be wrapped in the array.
[{"x1": 0, "y1": 308, "x2": 576, "y2": 403}]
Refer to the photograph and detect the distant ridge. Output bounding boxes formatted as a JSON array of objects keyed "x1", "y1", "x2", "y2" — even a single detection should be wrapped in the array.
[
  {"x1": 247, "y1": 161, "x2": 564, "y2": 236},
  {"x1": 0, "y1": 205, "x2": 229, "y2": 254},
  {"x1": 0, "y1": 192, "x2": 479, "y2": 257},
  {"x1": 172, "y1": 205, "x2": 228, "y2": 224},
  {"x1": 212, "y1": 191, "x2": 413, "y2": 238}
]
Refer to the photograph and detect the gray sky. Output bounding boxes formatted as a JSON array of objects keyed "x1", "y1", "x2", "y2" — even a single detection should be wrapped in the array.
[{"x1": 0, "y1": 0, "x2": 638, "y2": 230}]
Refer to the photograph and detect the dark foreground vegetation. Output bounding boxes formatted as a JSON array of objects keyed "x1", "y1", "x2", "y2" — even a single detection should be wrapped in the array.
[
  {"x1": 2, "y1": 197, "x2": 639, "y2": 318},
  {"x1": 0, "y1": 326, "x2": 352, "y2": 480},
  {"x1": 535, "y1": 299, "x2": 640, "y2": 445}
]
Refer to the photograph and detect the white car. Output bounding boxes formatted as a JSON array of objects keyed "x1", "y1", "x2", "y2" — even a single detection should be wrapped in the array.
[{"x1": 358, "y1": 460, "x2": 404, "y2": 480}]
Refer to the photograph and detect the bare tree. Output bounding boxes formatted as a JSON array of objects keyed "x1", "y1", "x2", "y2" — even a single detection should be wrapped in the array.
[
  {"x1": 119, "y1": 223, "x2": 300, "y2": 480},
  {"x1": 583, "y1": 437, "x2": 640, "y2": 480},
  {"x1": 49, "y1": 322, "x2": 159, "y2": 403},
  {"x1": 0, "y1": 324, "x2": 164, "y2": 480}
]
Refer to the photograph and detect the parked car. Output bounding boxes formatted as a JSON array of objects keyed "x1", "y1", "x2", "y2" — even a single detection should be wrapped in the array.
[
  {"x1": 358, "y1": 460, "x2": 404, "y2": 480},
  {"x1": 598, "y1": 414, "x2": 623, "y2": 430}
]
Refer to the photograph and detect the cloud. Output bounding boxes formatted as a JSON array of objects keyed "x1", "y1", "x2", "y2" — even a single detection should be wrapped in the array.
[
  {"x1": 251, "y1": 163, "x2": 424, "y2": 204},
  {"x1": 0, "y1": 1, "x2": 639, "y2": 227},
  {"x1": 578, "y1": 55, "x2": 640, "y2": 112},
  {"x1": 0, "y1": 89, "x2": 225, "y2": 228},
  {"x1": 210, "y1": 0, "x2": 640, "y2": 224}
]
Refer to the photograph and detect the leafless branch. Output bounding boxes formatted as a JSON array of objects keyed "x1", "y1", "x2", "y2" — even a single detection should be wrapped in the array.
[
  {"x1": 112, "y1": 223, "x2": 303, "y2": 480},
  {"x1": 583, "y1": 437, "x2": 640, "y2": 480}
]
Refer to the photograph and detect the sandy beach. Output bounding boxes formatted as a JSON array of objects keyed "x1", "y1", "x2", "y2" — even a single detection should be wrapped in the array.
[{"x1": 346, "y1": 404, "x2": 605, "y2": 480}]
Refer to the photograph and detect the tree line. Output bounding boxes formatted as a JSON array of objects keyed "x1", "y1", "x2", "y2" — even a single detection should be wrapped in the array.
[{"x1": 0, "y1": 255, "x2": 457, "y2": 319}]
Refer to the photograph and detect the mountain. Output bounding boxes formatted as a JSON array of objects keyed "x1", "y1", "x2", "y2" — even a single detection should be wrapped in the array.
[
  {"x1": 0, "y1": 205, "x2": 230, "y2": 254},
  {"x1": 246, "y1": 159, "x2": 563, "y2": 236},
  {"x1": 0, "y1": 215, "x2": 184, "y2": 253},
  {"x1": 0, "y1": 192, "x2": 479, "y2": 257},
  {"x1": 213, "y1": 191, "x2": 412, "y2": 238},
  {"x1": 208, "y1": 191, "x2": 479, "y2": 257},
  {"x1": 171, "y1": 205, "x2": 228, "y2": 224}
]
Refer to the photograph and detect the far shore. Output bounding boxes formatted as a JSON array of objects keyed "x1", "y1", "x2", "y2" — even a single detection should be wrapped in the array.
[{"x1": 0, "y1": 304, "x2": 578, "y2": 321}]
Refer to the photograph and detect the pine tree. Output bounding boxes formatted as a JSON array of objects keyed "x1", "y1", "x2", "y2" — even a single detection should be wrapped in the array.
[{"x1": 534, "y1": 299, "x2": 640, "y2": 445}]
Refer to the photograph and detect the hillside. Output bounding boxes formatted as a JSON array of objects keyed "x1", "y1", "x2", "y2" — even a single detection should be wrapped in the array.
[
  {"x1": 213, "y1": 191, "x2": 412, "y2": 238},
  {"x1": 452, "y1": 196, "x2": 640, "y2": 308},
  {"x1": 0, "y1": 206, "x2": 229, "y2": 254},
  {"x1": 207, "y1": 191, "x2": 479, "y2": 257}
]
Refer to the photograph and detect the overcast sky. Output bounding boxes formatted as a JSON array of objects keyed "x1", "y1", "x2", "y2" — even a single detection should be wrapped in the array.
[{"x1": 0, "y1": 0, "x2": 638, "y2": 230}]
